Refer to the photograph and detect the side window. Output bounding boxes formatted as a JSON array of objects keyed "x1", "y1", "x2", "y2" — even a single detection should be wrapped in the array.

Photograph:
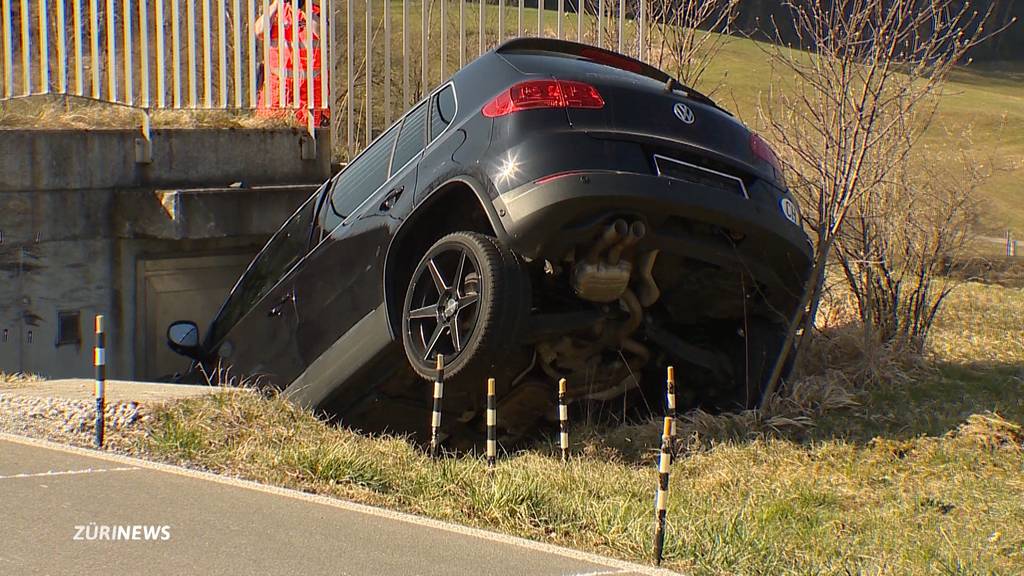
[
  {"x1": 429, "y1": 85, "x2": 457, "y2": 141},
  {"x1": 391, "y1": 102, "x2": 428, "y2": 174},
  {"x1": 320, "y1": 125, "x2": 399, "y2": 232}
]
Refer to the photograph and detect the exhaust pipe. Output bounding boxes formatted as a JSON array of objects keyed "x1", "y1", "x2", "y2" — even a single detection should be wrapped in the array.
[
  {"x1": 608, "y1": 221, "x2": 646, "y2": 265},
  {"x1": 586, "y1": 219, "x2": 628, "y2": 264}
]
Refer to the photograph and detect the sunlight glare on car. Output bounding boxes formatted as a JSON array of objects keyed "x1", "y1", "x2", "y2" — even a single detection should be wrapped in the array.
[{"x1": 495, "y1": 152, "x2": 521, "y2": 185}]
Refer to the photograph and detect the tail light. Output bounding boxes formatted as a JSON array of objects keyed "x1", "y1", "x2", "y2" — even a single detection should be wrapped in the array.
[
  {"x1": 750, "y1": 133, "x2": 785, "y2": 183},
  {"x1": 482, "y1": 79, "x2": 605, "y2": 118}
]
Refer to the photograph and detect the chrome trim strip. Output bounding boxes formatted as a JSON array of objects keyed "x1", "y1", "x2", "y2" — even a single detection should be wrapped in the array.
[{"x1": 653, "y1": 153, "x2": 749, "y2": 200}]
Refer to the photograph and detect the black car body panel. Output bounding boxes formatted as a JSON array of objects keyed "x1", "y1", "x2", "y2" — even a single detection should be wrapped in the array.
[{"x1": 173, "y1": 38, "x2": 814, "y2": 435}]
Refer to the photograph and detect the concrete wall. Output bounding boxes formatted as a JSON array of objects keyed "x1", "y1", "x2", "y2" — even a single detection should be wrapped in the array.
[{"x1": 0, "y1": 128, "x2": 328, "y2": 380}]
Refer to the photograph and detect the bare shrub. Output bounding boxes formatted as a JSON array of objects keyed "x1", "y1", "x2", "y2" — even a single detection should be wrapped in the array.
[
  {"x1": 756, "y1": 0, "x2": 1007, "y2": 399},
  {"x1": 835, "y1": 147, "x2": 985, "y2": 353},
  {"x1": 646, "y1": 0, "x2": 740, "y2": 92}
]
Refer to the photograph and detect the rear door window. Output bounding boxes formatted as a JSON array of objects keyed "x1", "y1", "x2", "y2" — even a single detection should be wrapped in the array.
[
  {"x1": 320, "y1": 125, "x2": 399, "y2": 233},
  {"x1": 391, "y1": 102, "x2": 428, "y2": 174}
]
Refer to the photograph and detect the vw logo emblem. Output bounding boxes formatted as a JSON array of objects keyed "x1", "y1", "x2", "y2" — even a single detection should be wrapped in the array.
[{"x1": 673, "y1": 102, "x2": 694, "y2": 124}]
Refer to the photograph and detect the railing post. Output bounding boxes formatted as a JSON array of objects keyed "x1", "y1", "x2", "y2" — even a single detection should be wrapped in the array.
[{"x1": 93, "y1": 315, "x2": 106, "y2": 449}]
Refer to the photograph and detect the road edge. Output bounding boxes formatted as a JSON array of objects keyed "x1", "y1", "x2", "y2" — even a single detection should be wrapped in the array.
[{"x1": 0, "y1": 432, "x2": 680, "y2": 576}]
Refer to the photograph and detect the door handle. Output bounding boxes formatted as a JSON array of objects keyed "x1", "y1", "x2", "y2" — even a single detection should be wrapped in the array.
[
  {"x1": 267, "y1": 293, "x2": 294, "y2": 317},
  {"x1": 379, "y1": 186, "x2": 404, "y2": 211}
]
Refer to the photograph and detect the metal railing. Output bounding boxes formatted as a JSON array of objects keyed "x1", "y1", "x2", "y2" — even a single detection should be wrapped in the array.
[{"x1": 2, "y1": 0, "x2": 654, "y2": 159}]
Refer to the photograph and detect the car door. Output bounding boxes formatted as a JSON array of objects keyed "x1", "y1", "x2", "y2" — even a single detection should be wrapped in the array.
[
  {"x1": 283, "y1": 102, "x2": 429, "y2": 409},
  {"x1": 203, "y1": 192, "x2": 319, "y2": 389}
]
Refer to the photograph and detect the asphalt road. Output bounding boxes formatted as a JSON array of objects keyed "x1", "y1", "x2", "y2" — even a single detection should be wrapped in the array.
[{"x1": 0, "y1": 435, "x2": 673, "y2": 576}]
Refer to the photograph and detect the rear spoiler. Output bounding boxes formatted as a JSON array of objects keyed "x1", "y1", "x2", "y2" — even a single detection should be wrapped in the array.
[{"x1": 495, "y1": 37, "x2": 718, "y2": 108}]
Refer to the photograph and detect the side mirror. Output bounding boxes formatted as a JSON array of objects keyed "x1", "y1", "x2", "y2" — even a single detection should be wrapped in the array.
[{"x1": 167, "y1": 321, "x2": 201, "y2": 358}]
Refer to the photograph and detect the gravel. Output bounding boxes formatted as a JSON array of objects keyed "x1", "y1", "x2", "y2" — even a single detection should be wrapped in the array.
[{"x1": 0, "y1": 392, "x2": 148, "y2": 446}]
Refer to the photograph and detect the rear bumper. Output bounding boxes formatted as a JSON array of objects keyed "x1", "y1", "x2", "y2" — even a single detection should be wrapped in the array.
[{"x1": 493, "y1": 170, "x2": 813, "y2": 311}]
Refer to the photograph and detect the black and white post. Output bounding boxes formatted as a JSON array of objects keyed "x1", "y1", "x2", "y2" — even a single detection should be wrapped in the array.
[
  {"x1": 429, "y1": 354, "x2": 444, "y2": 458},
  {"x1": 486, "y1": 377, "x2": 497, "y2": 469},
  {"x1": 653, "y1": 416, "x2": 673, "y2": 566},
  {"x1": 666, "y1": 366, "x2": 677, "y2": 441},
  {"x1": 93, "y1": 315, "x2": 106, "y2": 449},
  {"x1": 558, "y1": 378, "x2": 569, "y2": 461}
]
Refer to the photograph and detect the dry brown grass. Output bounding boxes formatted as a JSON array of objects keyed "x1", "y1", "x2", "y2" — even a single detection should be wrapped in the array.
[{"x1": 0, "y1": 372, "x2": 44, "y2": 387}]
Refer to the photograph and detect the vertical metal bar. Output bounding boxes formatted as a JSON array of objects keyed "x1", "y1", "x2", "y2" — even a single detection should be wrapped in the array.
[
  {"x1": 202, "y1": 0, "x2": 211, "y2": 107},
  {"x1": 156, "y1": 0, "x2": 165, "y2": 106},
  {"x1": 384, "y1": 0, "x2": 390, "y2": 123},
  {"x1": 365, "y1": 0, "x2": 371, "y2": 142},
  {"x1": 105, "y1": 0, "x2": 116, "y2": 100},
  {"x1": 557, "y1": 0, "x2": 562, "y2": 39},
  {"x1": 123, "y1": 0, "x2": 133, "y2": 104},
  {"x1": 20, "y1": 0, "x2": 30, "y2": 95},
  {"x1": 439, "y1": 0, "x2": 445, "y2": 79},
  {"x1": 458, "y1": 0, "x2": 463, "y2": 68},
  {"x1": 291, "y1": 0, "x2": 298, "y2": 109},
  {"x1": 496, "y1": 0, "x2": 502, "y2": 43},
  {"x1": 346, "y1": 0, "x2": 353, "y2": 156},
  {"x1": 537, "y1": 0, "x2": 542, "y2": 37},
  {"x1": 402, "y1": 0, "x2": 408, "y2": 107},
  {"x1": 261, "y1": 0, "x2": 269, "y2": 107},
  {"x1": 172, "y1": 0, "x2": 182, "y2": 107},
  {"x1": 233, "y1": 0, "x2": 242, "y2": 107},
  {"x1": 38, "y1": 0, "x2": 49, "y2": 93},
  {"x1": 666, "y1": 366, "x2": 676, "y2": 438},
  {"x1": 94, "y1": 315, "x2": 106, "y2": 449},
  {"x1": 617, "y1": 0, "x2": 622, "y2": 53},
  {"x1": 187, "y1": 0, "x2": 197, "y2": 106},
  {"x1": 2, "y1": 0, "x2": 12, "y2": 97},
  {"x1": 218, "y1": 0, "x2": 227, "y2": 108},
  {"x1": 140, "y1": 0, "x2": 150, "y2": 107},
  {"x1": 576, "y1": 0, "x2": 581, "y2": 42},
  {"x1": 476, "y1": 0, "x2": 481, "y2": 55},
  {"x1": 517, "y1": 0, "x2": 522, "y2": 37},
  {"x1": 73, "y1": 0, "x2": 83, "y2": 94},
  {"x1": 486, "y1": 378, "x2": 496, "y2": 468},
  {"x1": 89, "y1": 0, "x2": 98, "y2": 97},
  {"x1": 275, "y1": 0, "x2": 282, "y2": 107},
  {"x1": 246, "y1": 0, "x2": 255, "y2": 107},
  {"x1": 305, "y1": 0, "x2": 312, "y2": 117},
  {"x1": 57, "y1": 0, "x2": 68, "y2": 93},
  {"x1": 319, "y1": 0, "x2": 327, "y2": 117},
  {"x1": 596, "y1": 0, "x2": 602, "y2": 47},
  {"x1": 421, "y1": 0, "x2": 427, "y2": 92}
]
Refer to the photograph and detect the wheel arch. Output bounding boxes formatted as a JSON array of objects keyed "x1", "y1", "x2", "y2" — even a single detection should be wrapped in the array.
[{"x1": 383, "y1": 175, "x2": 508, "y2": 340}]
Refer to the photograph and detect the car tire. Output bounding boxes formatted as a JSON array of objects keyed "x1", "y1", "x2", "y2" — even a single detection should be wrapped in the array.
[{"x1": 401, "y1": 232, "x2": 529, "y2": 396}]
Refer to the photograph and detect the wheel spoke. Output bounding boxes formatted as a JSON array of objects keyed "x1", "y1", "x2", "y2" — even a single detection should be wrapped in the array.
[
  {"x1": 450, "y1": 319, "x2": 462, "y2": 353},
  {"x1": 453, "y1": 250, "x2": 467, "y2": 297},
  {"x1": 423, "y1": 322, "x2": 449, "y2": 360},
  {"x1": 408, "y1": 304, "x2": 437, "y2": 320},
  {"x1": 457, "y1": 294, "x2": 479, "y2": 311},
  {"x1": 427, "y1": 259, "x2": 449, "y2": 293}
]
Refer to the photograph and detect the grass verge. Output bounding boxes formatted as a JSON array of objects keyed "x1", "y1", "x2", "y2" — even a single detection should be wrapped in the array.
[{"x1": 103, "y1": 281, "x2": 1024, "y2": 575}]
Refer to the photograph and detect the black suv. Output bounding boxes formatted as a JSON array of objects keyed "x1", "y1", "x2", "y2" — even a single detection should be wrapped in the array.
[{"x1": 169, "y1": 38, "x2": 812, "y2": 437}]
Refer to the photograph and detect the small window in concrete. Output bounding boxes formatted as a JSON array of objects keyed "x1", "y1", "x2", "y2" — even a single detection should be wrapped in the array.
[{"x1": 57, "y1": 311, "x2": 82, "y2": 347}]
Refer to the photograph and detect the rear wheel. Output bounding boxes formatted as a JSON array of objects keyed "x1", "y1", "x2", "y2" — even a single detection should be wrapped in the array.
[{"x1": 401, "y1": 232, "x2": 528, "y2": 392}]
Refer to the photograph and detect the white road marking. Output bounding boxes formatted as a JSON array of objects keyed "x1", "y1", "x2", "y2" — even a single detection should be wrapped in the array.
[
  {"x1": 564, "y1": 570, "x2": 633, "y2": 576},
  {"x1": 0, "y1": 466, "x2": 138, "y2": 480},
  {"x1": 0, "y1": 433, "x2": 681, "y2": 575}
]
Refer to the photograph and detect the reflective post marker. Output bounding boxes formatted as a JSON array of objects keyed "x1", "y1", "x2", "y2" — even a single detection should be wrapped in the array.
[
  {"x1": 486, "y1": 378, "x2": 496, "y2": 469},
  {"x1": 558, "y1": 378, "x2": 569, "y2": 461},
  {"x1": 429, "y1": 355, "x2": 444, "y2": 458},
  {"x1": 653, "y1": 416, "x2": 672, "y2": 565},
  {"x1": 94, "y1": 315, "x2": 106, "y2": 448},
  {"x1": 666, "y1": 366, "x2": 676, "y2": 440}
]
